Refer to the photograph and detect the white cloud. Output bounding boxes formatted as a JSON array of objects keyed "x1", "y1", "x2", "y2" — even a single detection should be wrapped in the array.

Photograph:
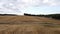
[
  {"x1": 0, "y1": 0, "x2": 60, "y2": 7},
  {"x1": 0, "y1": 0, "x2": 60, "y2": 15},
  {"x1": 43, "y1": 0, "x2": 49, "y2": 3},
  {"x1": 42, "y1": 0, "x2": 60, "y2": 6}
]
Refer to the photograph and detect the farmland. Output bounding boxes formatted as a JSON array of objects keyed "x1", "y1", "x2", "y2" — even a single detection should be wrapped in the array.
[{"x1": 0, "y1": 16, "x2": 60, "y2": 34}]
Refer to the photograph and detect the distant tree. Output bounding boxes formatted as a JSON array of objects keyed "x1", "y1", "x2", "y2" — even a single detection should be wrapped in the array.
[
  {"x1": 24, "y1": 13, "x2": 60, "y2": 20},
  {"x1": 0, "y1": 14, "x2": 17, "y2": 16}
]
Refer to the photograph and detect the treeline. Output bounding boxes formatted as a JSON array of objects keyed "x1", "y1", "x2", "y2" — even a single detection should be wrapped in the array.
[
  {"x1": 0, "y1": 14, "x2": 17, "y2": 16},
  {"x1": 44, "y1": 14, "x2": 60, "y2": 19},
  {"x1": 24, "y1": 13, "x2": 60, "y2": 20}
]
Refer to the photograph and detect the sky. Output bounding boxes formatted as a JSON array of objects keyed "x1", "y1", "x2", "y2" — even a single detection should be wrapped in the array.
[{"x1": 0, "y1": 0, "x2": 60, "y2": 15}]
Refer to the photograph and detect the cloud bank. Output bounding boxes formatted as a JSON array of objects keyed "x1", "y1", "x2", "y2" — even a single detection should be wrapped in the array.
[{"x1": 0, "y1": 0, "x2": 60, "y2": 15}]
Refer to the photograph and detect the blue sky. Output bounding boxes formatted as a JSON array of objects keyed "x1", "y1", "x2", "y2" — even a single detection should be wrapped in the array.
[
  {"x1": 0, "y1": 0, "x2": 60, "y2": 15},
  {"x1": 24, "y1": 6, "x2": 60, "y2": 15}
]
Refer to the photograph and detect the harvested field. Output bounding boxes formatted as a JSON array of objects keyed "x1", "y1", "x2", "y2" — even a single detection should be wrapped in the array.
[
  {"x1": 0, "y1": 24, "x2": 60, "y2": 34},
  {"x1": 0, "y1": 16, "x2": 60, "y2": 24},
  {"x1": 0, "y1": 16, "x2": 60, "y2": 34}
]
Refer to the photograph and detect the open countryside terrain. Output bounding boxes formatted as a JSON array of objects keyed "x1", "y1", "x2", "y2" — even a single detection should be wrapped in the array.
[{"x1": 0, "y1": 16, "x2": 60, "y2": 34}]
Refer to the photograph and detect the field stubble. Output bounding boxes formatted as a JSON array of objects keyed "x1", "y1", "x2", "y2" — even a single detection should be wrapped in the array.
[{"x1": 0, "y1": 16, "x2": 60, "y2": 34}]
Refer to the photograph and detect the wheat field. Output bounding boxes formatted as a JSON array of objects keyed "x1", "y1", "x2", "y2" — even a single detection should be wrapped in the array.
[{"x1": 0, "y1": 16, "x2": 60, "y2": 34}]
